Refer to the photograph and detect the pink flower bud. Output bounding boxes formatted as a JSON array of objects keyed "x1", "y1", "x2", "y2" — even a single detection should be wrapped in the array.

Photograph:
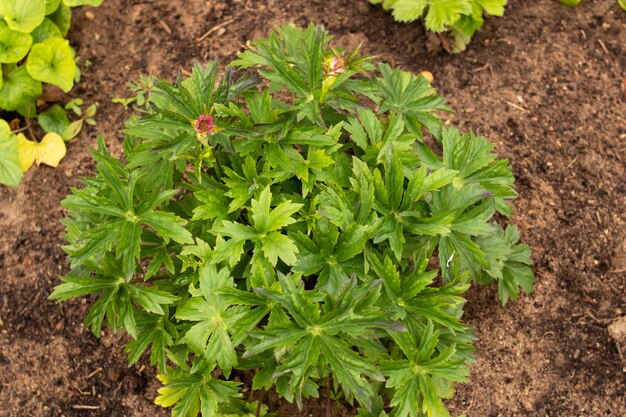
[
  {"x1": 194, "y1": 114, "x2": 215, "y2": 136},
  {"x1": 324, "y1": 55, "x2": 347, "y2": 76}
]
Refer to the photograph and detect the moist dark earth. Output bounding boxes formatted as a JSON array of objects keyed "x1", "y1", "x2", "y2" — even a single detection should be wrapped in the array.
[{"x1": 1, "y1": 0, "x2": 625, "y2": 416}]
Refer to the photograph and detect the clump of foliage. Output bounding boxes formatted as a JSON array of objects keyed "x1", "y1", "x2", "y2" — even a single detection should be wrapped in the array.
[
  {"x1": 369, "y1": 0, "x2": 508, "y2": 52},
  {"x1": 0, "y1": 0, "x2": 102, "y2": 186},
  {"x1": 560, "y1": 0, "x2": 625, "y2": 10},
  {"x1": 51, "y1": 24, "x2": 533, "y2": 417},
  {"x1": 112, "y1": 74, "x2": 155, "y2": 110}
]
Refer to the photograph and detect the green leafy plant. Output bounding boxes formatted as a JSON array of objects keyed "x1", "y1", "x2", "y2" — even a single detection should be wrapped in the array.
[
  {"x1": 369, "y1": 0, "x2": 507, "y2": 52},
  {"x1": 39, "y1": 98, "x2": 97, "y2": 140},
  {"x1": 112, "y1": 74, "x2": 155, "y2": 110},
  {"x1": 51, "y1": 24, "x2": 534, "y2": 417},
  {"x1": 0, "y1": 0, "x2": 102, "y2": 186},
  {"x1": 559, "y1": 0, "x2": 581, "y2": 6},
  {"x1": 560, "y1": 0, "x2": 625, "y2": 11}
]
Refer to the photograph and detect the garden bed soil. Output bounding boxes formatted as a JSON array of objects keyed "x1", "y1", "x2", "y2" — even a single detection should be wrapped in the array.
[{"x1": 1, "y1": 0, "x2": 625, "y2": 416}]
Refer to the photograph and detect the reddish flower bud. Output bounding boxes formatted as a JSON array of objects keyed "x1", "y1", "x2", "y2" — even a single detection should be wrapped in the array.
[
  {"x1": 324, "y1": 55, "x2": 347, "y2": 76},
  {"x1": 194, "y1": 114, "x2": 215, "y2": 136}
]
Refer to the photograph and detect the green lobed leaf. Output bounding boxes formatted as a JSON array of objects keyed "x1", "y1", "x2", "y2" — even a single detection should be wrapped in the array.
[
  {"x1": 391, "y1": 0, "x2": 428, "y2": 22},
  {"x1": 476, "y1": 0, "x2": 507, "y2": 16},
  {"x1": 140, "y1": 211, "x2": 194, "y2": 245}
]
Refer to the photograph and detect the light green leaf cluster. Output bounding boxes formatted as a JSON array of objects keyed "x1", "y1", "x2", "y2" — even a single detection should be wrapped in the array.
[
  {"x1": 52, "y1": 25, "x2": 533, "y2": 417},
  {"x1": 369, "y1": 0, "x2": 508, "y2": 52},
  {"x1": 0, "y1": 0, "x2": 102, "y2": 186},
  {"x1": 0, "y1": 0, "x2": 77, "y2": 112},
  {"x1": 560, "y1": 0, "x2": 625, "y2": 11}
]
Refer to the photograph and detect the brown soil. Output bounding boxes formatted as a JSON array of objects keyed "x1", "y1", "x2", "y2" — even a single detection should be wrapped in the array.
[{"x1": 1, "y1": 0, "x2": 625, "y2": 416}]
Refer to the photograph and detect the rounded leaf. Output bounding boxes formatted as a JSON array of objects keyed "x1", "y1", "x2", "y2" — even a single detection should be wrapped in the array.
[
  {"x1": 0, "y1": 0, "x2": 46, "y2": 33},
  {"x1": 47, "y1": 2, "x2": 71, "y2": 35},
  {"x1": 31, "y1": 17, "x2": 62, "y2": 43},
  {"x1": 63, "y1": 0, "x2": 103, "y2": 6},
  {"x1": 45, "y1": 0, "x2": 61, "y2": 14},
  {"x1": 0, "y1": 119, "x2": 23, "y2": 186},
  {"x1": 0, "y1": 26, "x2": 32, "y2": 63},
  {"x1": 26, "y1": 37, "x2": 75, "y2": 92},
  {"x1": 38, "y1": 104, "x2": 69, "y2": 134},
  {"x1": 559, "y1": 0, "x2": 582, "y2": 6},
  {"x1": 18, "y1": 131, "x2": 66, "y2": 171},
  {"x1": 0, "y1": 64, "x2": 42, "y2": 110}
]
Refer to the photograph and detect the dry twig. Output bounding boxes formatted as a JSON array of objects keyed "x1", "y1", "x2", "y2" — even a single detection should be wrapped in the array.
[{"x1": 197, "y1": 19, "x2": 235, "y2": 44}]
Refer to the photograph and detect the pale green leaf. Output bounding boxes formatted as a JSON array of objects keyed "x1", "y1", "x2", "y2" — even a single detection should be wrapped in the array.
[
  {"x1": 391, "y1": 0, "x2": 428, "y2": 22},
  {"x1": 30, "y1": 17, "x2": 62, "y2": 43},
  {"x1": 45, "y1": 0, "x2": 61, "y2": 14},
  {"x1": 0, "y1": 27, "x2": 32, "y2": 63},
  {"x1": 63, "y1": 0, "x2": 103, "y2": 6},
  {"x1": 47, "y1": 3, "x2": 70, "y2": 35},
  {"x1": 0, "y1": 120, "x2": 23, "y2": 186},
  {"x1": 476, "y1": 0, "x2": 507, "y2": 16},
  {"x1": 0, "y1": 65, "x2": 41, "y2": 111},
  {"x1": 26, "y1": 37, "x2": 76, "y2": 92},
  {"x1": 0, "y1": 0, "x2": 46, "y2": 33},
  {"x1": 425, "y1": 0, "x2": 473, "y2": 33}
]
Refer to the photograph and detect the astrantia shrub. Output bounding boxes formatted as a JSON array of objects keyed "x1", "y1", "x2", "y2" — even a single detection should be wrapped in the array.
[
  {"x1": 51, "y1": 24, "x2": 534, "y2": 417},
  {"x1": 370, "y1": 0, "x2": 508, "y2": 52}
]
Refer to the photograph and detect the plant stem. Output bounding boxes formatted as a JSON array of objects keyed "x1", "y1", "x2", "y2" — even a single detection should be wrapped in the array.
[
  {"x1": 326, "y1": 374, "x2": 332, "y2": 417},
  {"x1": 255, "y1": 389, "x2": 265, "y2": 417},
  {"x1": 213, "y1": 147, "x2": 224, "y2": 179},
  {"x1": 10, "y1": 124, "x2": 30, "y2": 134}
]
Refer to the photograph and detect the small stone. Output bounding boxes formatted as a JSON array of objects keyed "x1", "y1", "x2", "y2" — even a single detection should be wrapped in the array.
[
  {"x1": 85, "y1": 11, "x2": 95, "y2": 20},
  {"x1": 522, "y1": 400, "x2": 534, "y2": 412},
  {"x1": 608, "y1": 316, "x2": 626, "y2": 344}
]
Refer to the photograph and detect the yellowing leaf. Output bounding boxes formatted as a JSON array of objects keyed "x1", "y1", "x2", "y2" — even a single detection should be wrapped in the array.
[{"x1": 18, "y1": 132, "x2": 66, "y2": 171}]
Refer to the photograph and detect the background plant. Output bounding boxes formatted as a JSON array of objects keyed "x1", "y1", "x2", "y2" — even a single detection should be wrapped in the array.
[
  {"x1": 559, "y1": 0, "x2": 626, "y2": 10},
  {"x1": 51, "y1": 24, "x2": 534, "y2": 417},
  {"x1": 0, "y1": 0, "x2": 102, "y2": 186},
  {"x1": 369, "y1": 0, "x2": 507, "y2": 52},
  {"x1": 112, "y1": 74, "x2": 155, "y2": 110}
]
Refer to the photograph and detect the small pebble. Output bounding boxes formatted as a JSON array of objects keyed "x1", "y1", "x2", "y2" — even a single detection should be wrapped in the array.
[
  {"x1": 522, "y1": 400, "x2": 534, "y2": 412},
  {"x1": 420, "y1": 70, "x2": 434, "y2": 83}
]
